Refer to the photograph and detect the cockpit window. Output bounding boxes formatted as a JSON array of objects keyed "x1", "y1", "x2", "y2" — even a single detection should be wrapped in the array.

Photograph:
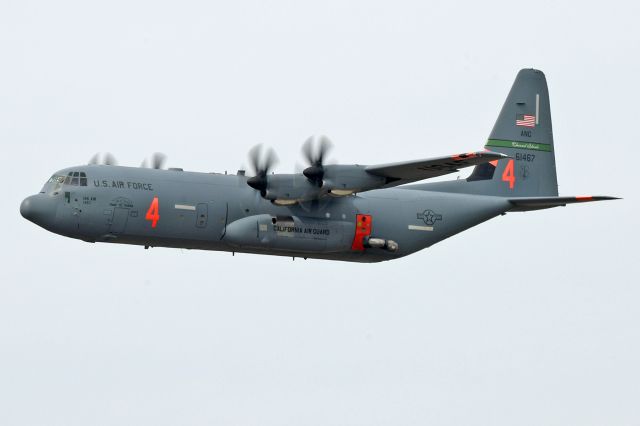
[
  {"x1": 42, "y1": 172, "x2": 88, "y2": 194},
  {"x1": 62, "y1": 171, "x2": 88, "y2": 186},
  {"x1": 48, "y1": 175, "x2": 65, "y2": 184},
  {"x1": 43, "y1": 175, "x2": 65, "y2": 194}
]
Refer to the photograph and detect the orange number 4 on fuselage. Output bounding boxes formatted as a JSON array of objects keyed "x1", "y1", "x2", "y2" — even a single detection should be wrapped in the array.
[{"x1": 145, "y1": 196, "x2": 160, "y2": 228}]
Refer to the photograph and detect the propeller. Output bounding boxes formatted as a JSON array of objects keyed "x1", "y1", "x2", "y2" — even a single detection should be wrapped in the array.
[
  {"x1": 246, "y1": 144, "x2": 279, "y2": 196},
  {"x1": 141, "y1": 152, "x2": 167, "y2": 169},
  {"x1": 301, "y1": 135, "x2": 333, "y2": 186},
  {"x1": 88, "y1": 152, "x2": 117, "y2": 166}
]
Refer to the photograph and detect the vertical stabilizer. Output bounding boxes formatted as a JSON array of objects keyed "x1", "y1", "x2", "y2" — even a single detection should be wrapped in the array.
[
  {"x1": 474, "y1": 68, "x2": 558, "y2": 196},
  {"x1": 467, "y1": 69, "x2": 558, "y2": 197},
  {"x1": 420, "y1": 69, "x2": 559, "y2": 197}
]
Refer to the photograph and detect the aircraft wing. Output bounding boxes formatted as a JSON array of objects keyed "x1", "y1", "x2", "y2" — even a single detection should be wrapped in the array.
[{"x1": 365, "y1": 151, "x2": 509, "y2": 185}]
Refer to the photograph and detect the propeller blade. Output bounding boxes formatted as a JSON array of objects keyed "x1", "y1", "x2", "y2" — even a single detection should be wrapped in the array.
[
  {"x1": 301, "y1": 135, "x2": 333, "y2": 186},
  {"x1": 246, "y1": 144, "x2": 279, "y2": 197},
  {"x1": 316, "y1": 135, "x2": 332, "y2": 165},
  {"x1": 141, "y1": 152, "x2": 167, "y2": 169},
  {"x1": 301, "y1": 136, "x2": 315, "y2": 166},
  {"x1": 151, "y1": 152, "x2": 167, "y2": 169},
  {"x1": 248, "y1": 144, "x2": 263, "y2": 176},
  {"x1": 88, "y1": 152, "x2": 117, "y2": 166},
  {"x1": 248, "y1": 144, "x2": 278, "y2": 176},
  {"x1": 103, "y1": 153, "x2": 117, "y2": 166},
  {"x1": 302, "y1": 135, "x2": 333, "y2": 167},
  {"x1": 263, "y1": 147, "x2": 278, "y2": 174}
]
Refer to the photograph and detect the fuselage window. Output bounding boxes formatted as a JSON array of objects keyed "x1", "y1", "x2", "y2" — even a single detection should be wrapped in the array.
[{"x1": 80, "y1": 172, "x2": 87, "y2": 186}]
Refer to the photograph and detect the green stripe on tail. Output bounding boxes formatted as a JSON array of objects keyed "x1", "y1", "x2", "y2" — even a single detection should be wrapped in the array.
[{"x1": 485, "y1": 139, "x2": 552, "y2": 152}]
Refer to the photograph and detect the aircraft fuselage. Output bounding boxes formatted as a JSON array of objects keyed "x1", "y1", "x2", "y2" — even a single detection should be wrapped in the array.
[{"x1": 20, "y1": 165, "x2": 510, "y2": 262}]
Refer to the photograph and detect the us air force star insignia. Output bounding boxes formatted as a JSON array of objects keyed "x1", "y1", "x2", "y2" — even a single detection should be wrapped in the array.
[{"x1": 417, "y1": 209, "x2": 443, "y2": 226}]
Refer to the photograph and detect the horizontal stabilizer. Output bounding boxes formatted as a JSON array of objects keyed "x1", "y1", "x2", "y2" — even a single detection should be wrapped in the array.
[
  {"x1": 366, "y1": 151, "x2": 509, "y2": 185},
  {"x1": 508, "y1": 196, "x2": 620, "y2": 211}
]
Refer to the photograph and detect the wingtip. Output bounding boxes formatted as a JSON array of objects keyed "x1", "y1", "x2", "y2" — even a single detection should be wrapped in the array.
[
  {"x1": 576, "y1": 195, "x2": 621, "y2": 201},
  {"x1": 482, "y1": 150, "x2": 511, "y2": 159}
]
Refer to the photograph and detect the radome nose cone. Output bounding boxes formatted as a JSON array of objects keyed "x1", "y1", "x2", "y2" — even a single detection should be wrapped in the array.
[
  {"x1": 20, "y1": 195, "x2": 52, "y2": 226},
  {"x1": 20, "y1": 197, "x2": 34, "y2": 220}
]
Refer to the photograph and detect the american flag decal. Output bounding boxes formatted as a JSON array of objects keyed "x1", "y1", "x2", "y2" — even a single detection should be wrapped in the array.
[{"x1": 516, "y1": 114, "x2": 536, "y2": 127}]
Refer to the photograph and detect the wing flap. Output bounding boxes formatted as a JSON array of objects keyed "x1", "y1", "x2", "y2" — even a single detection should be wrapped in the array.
[
  {"x1": 508, "y1": 196, "x2": 620, "y2": 211},
  {"x1": 365, "y1": 151, "x2": 509, "y2": 183}
]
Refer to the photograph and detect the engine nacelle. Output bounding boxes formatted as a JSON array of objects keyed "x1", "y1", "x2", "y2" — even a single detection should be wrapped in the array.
[
  {"x1": 247, "y1": 166, "x2": 389, "y2": 203},
  {"x1": 322, "y1": 165, "x2": 387, "y2": 195}
]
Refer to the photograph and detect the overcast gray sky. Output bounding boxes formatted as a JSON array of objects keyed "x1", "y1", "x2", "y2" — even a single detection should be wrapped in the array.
[{"x1": 1, "y1": 1, "x2": 638, "y2": 425}]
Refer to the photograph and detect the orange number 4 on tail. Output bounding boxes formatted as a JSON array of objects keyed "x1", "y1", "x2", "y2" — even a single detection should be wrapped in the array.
[{"x1": 501, "y1": 159, "x2": 515, "y2": 189}]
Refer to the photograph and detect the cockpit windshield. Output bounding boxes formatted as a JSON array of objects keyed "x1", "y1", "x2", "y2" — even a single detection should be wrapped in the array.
[
  {"x1": 41, "y1": 171, "x2": 88, "y2": 194},
  {"x1": 63, "y1": 171, "x2": 88, "y2": 186},
  {"x1": 48, "y1": 175, "x2": 65, "y2": 185}
]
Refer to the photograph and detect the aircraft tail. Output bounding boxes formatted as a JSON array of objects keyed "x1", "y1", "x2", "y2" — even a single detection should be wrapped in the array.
[
  {"x1": 467, "y1": 68, "x2": 558, "y2": 197},
  {"x1": 418, "y1": 69, "x2": 559, "y2": 198},
  {"x1": 413, "y1": 69, "x2": 619, "y2": 209}
]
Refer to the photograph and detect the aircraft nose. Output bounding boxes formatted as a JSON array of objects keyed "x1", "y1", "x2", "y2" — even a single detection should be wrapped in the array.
[
  {"x1": 20, "y1": 196, "x2": 34, "y2": 220},
  {"x1": 20, "y1": 195, "x2": 54, "y2": 226}
]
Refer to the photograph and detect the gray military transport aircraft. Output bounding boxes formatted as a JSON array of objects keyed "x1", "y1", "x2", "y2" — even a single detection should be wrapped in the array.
[{"x1": 20, "y1": 69, "x2": 617, "y2": 262}]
